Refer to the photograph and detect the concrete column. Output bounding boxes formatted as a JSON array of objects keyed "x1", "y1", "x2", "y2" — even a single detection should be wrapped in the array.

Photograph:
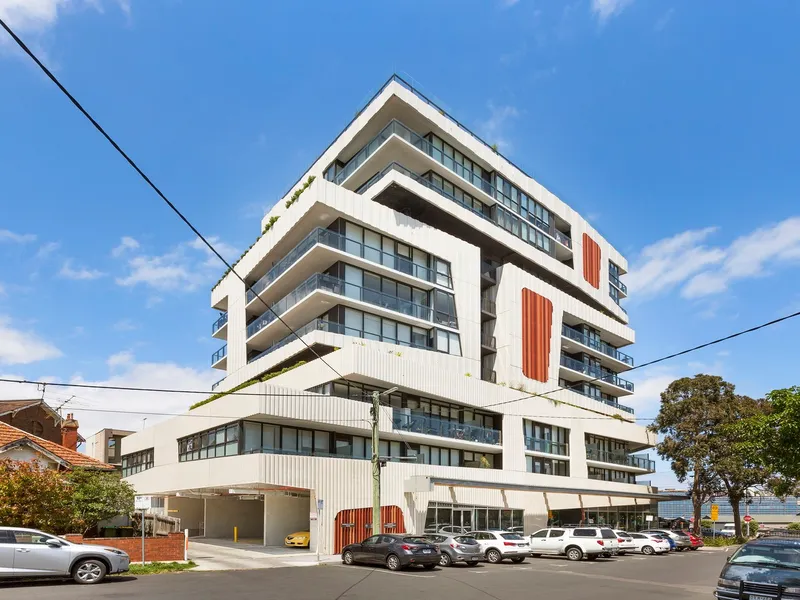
[{"x1": 263, "y1": 494, "x2": 268, "y2": 547}]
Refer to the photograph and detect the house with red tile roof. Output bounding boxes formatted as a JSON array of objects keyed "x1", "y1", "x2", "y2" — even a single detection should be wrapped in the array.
[{"x1": 0, "y1": 418, "x2": 114, "y2": 471}]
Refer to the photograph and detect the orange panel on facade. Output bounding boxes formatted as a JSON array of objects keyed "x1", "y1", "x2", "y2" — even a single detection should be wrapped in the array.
[
  {"x1": 521, "y1": 289, "x2": 553, "y2": 383},
  {"x1": 333, "y1": 505, "x2": 406, "y2": 553},
  {"x1": 582, "y1": 233, "x2": 601, "y2": 289}
]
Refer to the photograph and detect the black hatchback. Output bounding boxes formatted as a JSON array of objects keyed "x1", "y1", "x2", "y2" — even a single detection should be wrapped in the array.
[
  {"x1": 715, "y1": 537, "x2": 800, "y2": 599},
  {"x1": 342, "y1": 534, "x2": 440, "y2": 571}
]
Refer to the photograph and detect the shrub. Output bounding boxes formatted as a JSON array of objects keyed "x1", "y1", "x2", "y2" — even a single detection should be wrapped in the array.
[
  {"x1": 190, "y1": 360, "x2": 307, "y2": 410},
  {"x1": 284, "y1": 175, "x2": 316, "y2": 209},
  {"x1": 704, "y1": 537, "x2": 740, "y2": 547},
  {"x1": 262, "y1": 215, "x2": 280, "y2": 234},
  {"x1": 788, "y1": 522, "x2": 800, "y2": 531}
]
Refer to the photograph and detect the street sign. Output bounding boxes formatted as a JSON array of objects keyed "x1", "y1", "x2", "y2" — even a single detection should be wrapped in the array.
[
  {"x1": 744, "y1": 515, "x2": 753, "y2": 523},
  {"x1": 310, "y1": 513, "x2": 318, "y2": 521},
  {"x1": 135, "y1": 495, "x2": 152, "y2": 510},
  {"x1": 645, "y1": 515, "x2": 654, "y2": 522},
  {"x1": 711, "y1": 504, "x2": 719, "y2": 521},
  {"x1": 317, "y1": 499, "x2": 324, "y2": 511}
]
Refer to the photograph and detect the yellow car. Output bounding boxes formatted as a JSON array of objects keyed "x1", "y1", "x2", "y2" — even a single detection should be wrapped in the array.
[{"x1": 284, "y1": 531, "x2": 310, "y2": 548}]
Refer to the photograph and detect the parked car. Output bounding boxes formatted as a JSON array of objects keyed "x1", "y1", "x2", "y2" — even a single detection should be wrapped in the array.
[
  {"x1": 0, "y1": 527, "x2": 129, "y2": 585},
  {"x1": 628, "y1": 532, "x2": 671, "y2": 555},
  {"x1": 688, "y1": 532, "x2": 704, "y2": 549},
  {"x1": 655, "y1": 534, "x2": 677, "y2": 551},
  {"x1": 469, "y1": 531, "x2": 530, "y2": 564},
  {"x1": 423, "y1": 524, "x2": 469, "y2": 535},
  {"x1": 715, "y1": 537, "x2": 800, "y2": 599},
  {"x1": 613, "y1": 530, "x2": 636, "y2": 555},
  {"x1": 284, "y1": 531, "x2": 310, "y2": 548},
  {"x1": 424, "y1": 534, "x2": 482, "y2": 567},
  {"x1": 640, "y1": 529, "x2": 692, "y2": 551},
  {"x1": 719, "y1": 523, "x2": 737, "y2": 538},
  {"x1": 341, "y1": 534, "x2": 439, "y2": 571},
  {"x1": 529, "y1": 527, "x2": 618, "y2": 561}
]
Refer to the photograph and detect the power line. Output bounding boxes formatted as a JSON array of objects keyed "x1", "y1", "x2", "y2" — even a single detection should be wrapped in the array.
[{"x1": 0, "y1": 17, "x2": 348, "y2": 388}]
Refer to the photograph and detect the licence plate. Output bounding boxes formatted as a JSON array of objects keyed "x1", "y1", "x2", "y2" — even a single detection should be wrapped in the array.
[
  {"x1": 422, "y1": 549, "x2": 431, "y2": 554},
  {"x1": 749, "y1": 596, "x2": 771, "y2": 600}
]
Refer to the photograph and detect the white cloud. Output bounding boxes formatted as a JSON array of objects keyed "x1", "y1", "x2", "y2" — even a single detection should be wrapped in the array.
[
  {"x1": 499, "y1": 0, "x2": 520, "y2": 7},
  {"x1": 682, "y1": 217, "x2": 800, "y2": 299},
  {"x1": 0, "y1": 0, "x2": 128, "y2": 34},
  {"x1": 35, "y1": 241, "x2": 60, "y2": 259},
  {"x1": 107, "y1": 350, "x2": 134, "y2": 368},
  {"x1": 654, "y1": 7, "x2": 674, "y2": 31},
  {"x1": 591, "y1": 0, "x2": 635, "y2": 22},
  {"x1": 477, "y1": 102, "x2": 520, "y2": 153},
  {"x1": 58, "y1": 259, "x2": 105, "y2": 281},
  {"x1": 111, "y1": 236, "x2": 140, "y2": 257},
  {"x1": 112, "y1": 318, "x2": 138, "y2": 332},
  {"x1": 0, "y1": 229, "x2": 36, "y2": 243},
  {"x1": 145, "y1": 295, "x2": 163, "y2": 308},
  {"x1": 0, "y1": 315, "x2": 62, "y2": 365},
  {"x1": 115, "y1": 237, "x2": 237, "y2": 292}
]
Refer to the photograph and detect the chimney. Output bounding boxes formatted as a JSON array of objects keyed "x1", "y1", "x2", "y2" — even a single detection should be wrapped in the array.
[{"x1": 61, "y1": 413, "x2": 79, "y2": 451}]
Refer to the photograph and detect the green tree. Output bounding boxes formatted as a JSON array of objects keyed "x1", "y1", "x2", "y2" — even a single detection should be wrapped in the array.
[
  {"x1": 0, "y1": 460, "x2": 74, "y2": 533},
  {"x1": 734, "y1": 386, "x2": 800, "y2": 496},
  {"x1": 66, "y1": 468, "x2": 136, "y2": 534},
  {"x1": 649, "y1": 375, "x2": 733, "y2": 535}
]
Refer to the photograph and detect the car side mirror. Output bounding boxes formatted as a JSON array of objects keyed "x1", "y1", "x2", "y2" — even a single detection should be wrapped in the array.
[{"x1": 46, "y1": 539, "x2": 63, "y2": 548}]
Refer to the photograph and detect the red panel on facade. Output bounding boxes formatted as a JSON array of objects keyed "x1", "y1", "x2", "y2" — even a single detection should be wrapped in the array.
[
  {"x1": 333, "y1": 505, "x2": 405, "y2": 553},
  {"x1": 521, "y1": 289, "x2": 553, "y2": 383},
  {"x1": 582, "y1": 233, "x2": 601, "y2": 289}
]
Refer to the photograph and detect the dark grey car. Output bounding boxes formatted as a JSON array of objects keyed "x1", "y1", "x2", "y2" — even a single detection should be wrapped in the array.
[
  {"x1": 342, "y1": 534, "x2": 440, "y2": 571},
  {"x1": 425, "y1": 534, "x2": 482, "y2": 567}
]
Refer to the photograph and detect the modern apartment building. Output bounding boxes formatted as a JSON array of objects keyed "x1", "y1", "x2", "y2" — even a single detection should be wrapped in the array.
[{"x1": 120, "y1": 75, "x2": 658, "y2": 551}]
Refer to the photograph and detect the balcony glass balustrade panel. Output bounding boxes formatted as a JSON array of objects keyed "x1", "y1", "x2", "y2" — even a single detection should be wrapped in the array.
[
  {"x1": 392, "y1": 409, "x2": 501, "y2": 445},
  {"x1": 211, "y1": 345, "x2": 226, "y2": 365},
  {"x1": 524, "y1": 436, "x2": 568, "y2": 456},
  {"x1": 212, "y1": 313, "x2": 228, "y2": 335},
  {"x1": 585, "y1": 447, "x2": 656, "y2": 471},
  {"x1": 559, "y1": 354, "x2": 635, "y2": 392},
  {"x1": 609, "y1": 271, "x2": 628, "y2": 294},
  {"x1": 561, "y1": 325, "x2": 634, "y2": 367}
]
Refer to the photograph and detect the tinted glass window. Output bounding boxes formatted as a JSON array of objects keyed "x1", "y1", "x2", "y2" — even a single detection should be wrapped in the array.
[
  {"x1": 402, "y1": 537, "x2": 428, "y2": 544},
  {"x1": 362, "y1": 536, "x2": 380, "y2": 544},
  {"x1": 500, "y1": 533, "x2": 524, "y2": 540},
  {"x1": 12, "y1": 532, "x2": 55, "y2": 544},
  {"x1": 573, "y1": 529, "x2": 597, "y2": 537},
  {"x1": 617, "y1": 532, "x2": 630, "y2": 537},
  {"x1": 630, "y1": 533, "x2": 645, "y2": 539},
  {"x1": 0, "y1": 530, "x2": 14, "y2": 544},
  {"x1": 549, "y1": 529, "x2": 566, "y2": 538},
  {"x1": 454, "y1": 537, "x2": 478, "y2": 545},
  {"x1": 531, "y1": 530, "x2": 548, "y2": 538},
  {"x1": 426, "y1": 535, "x2": 447, "y2": 543},
  {"x1": 601, "y1": 529, "x2": 616, "y2": 539}
]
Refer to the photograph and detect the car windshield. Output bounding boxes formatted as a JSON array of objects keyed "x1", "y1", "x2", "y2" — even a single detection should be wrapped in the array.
[
  {"x1": 454, "y1": 536, "x2": 478, "y2": 545},
  {"x1": 403, "y1": 537, "x2": 430, "y2": 544},
  {"x1": 729, "y1": 544, "x2": 800, "y2": 569},
  {"x1": 500, "y1": 533, "x2": 524, "y2": 540},
  {"x1": 601, "y1": 529, "x2": 617, "y2": 539},
  {"x1": 672, "y1": 531, "x2": 690, "y2": 537}
]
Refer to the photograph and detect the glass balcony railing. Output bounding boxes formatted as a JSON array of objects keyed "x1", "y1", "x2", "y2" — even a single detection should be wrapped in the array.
[
  {"x1": 585, "y1": 447, "x2": 656, "y2": 472},
  {"x1": 554, "y1": 230, "x2": 573, "y2": 249},
  {"x1": 559, "y1": 355, "x2": 635, "y2": 392},
  {"x1": 481, "y1": 296, "x2": 496, "y2": 315},
  {"x1": 211, "y1": 345, "x2": 227, "y2": 365},
  {"x1": 561, "y1": 380, "x2": 635, "y2": 414},
  {"x1": 336, "y1": 120, "x2": 558, "y2": 244},
  {"x1": 246, "y1": 273, "x2": 438, "y2": 340},
  {"x1": 212, "y1": 313, "x2": 228, "y2": 335},
  {"x1": 211, "y1": 378, "x2": 223, "y2": 391},
  {"x1": 246, "y1": 228, "x2": 449, "y2": 305},
  {"x1": 392, "y1": 409, "x2": 501, "y2": 445},
  {"x1": 561, "y1": 325, "x2": 634, "y2": 367},
  {"x1": 247, "y1": 317, "x2": 433, "y2": 364},
  {"x1": 481, "y1": 333, "x2": 496, "y2": 349},
  {"x1": 480, "y1": 261, "x2": 497, "y2": 283},
  {"x1": 609, "y1": 272, "x2": 628, "y2": 295},
  {"x1": 525, "y1": 437, "x2": 569, "y2": 456}
]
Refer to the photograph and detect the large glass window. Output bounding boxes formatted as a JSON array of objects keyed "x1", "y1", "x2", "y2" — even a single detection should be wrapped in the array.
[
  {"x1": 525, "y1": 455, "x2": 570, "y2": 477},
  {"x1": 121, "y1": 448, "x2": 154, "y2": 477},
  {"x1": 179, "y1": 423, "x2": 241, "y2": 462}
]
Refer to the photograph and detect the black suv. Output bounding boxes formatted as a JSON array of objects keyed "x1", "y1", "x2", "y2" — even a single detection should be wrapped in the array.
[{"x1": 715, "y1": 537, "x2": 800, "y2": 599}]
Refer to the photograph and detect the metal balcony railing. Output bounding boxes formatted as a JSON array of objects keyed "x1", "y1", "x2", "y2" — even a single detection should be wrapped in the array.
[
  {"x1": 554, "y1": 230, "x2": 572, "y2": 248},
  {"x1": 481, "y1": 333, "x2": 496, "y2": 349},
  {"x1": 525, "y1": 437, "x2": 569, "y2": 456},
  {"x1": 585, "y1": 447, "x2": 656, "y2": 472},
  {"x1": 561, "y1": 325, "x2": 634, "y2": 367},
  {"x1": 559, "y1": 355, "x2": 635, "y2": 392},
  {"x1": 563, "y1": 382, "x2": 635, "y2": 414},
  {"x1": 480, "y1": 261, "x2": 497, "y2": 283},
  {"x1": 211, "y1": 345, "x2": 227, "y2": 365},
  {"x1": 609, "y1": 272, "x2": 628, "y2": 295},
  {"x1": 392, "y1": 409, "x2": 501, "y2": 445},
  {"x1": 212, "y1": 313, "x2": 228, "y2": 335},
  {"x1": 246, "y1": 227, "x2": 449, "y2": 304}
]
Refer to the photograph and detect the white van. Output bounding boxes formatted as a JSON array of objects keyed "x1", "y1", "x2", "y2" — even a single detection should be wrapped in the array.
[{"x1": 720, "y1": 523, "x2": 736, "y2": 537}]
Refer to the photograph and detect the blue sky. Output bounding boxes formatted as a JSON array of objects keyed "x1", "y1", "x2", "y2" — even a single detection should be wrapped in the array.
[{"x1": 1, "y1": 0, "x2": 798, "y2": 486}]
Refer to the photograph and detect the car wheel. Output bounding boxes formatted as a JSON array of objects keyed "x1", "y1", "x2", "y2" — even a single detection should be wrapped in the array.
[
  {"x1": 72, "y1": 559, "x2": 107, "y2": 585},
  {"x1": 386, "y1": 554, "x2": 402, "y2": 571},
  {"x1": 486, "y1": 549, "x2": 502, "y2": 564},
  {"x1": 342, "y1": 550, "x2": 355, "y2": 565},
  {"x1": 510, "y1": 557, "x2": 525, "y2": 564},
  {"x1": 618, "y1": 551, "x2": 626, "y2": 556},
  {"x1": 566, "y1": 547, "x2": 583, "y2": 561},
  {"x1": 690, "y1": 547, "x2": 699, "y2": 551},
  {"x1": 530, "y1": 553, "x2": 541, "y2": 558},
  {"x1": 439, "y1": 552, "x2": 452, "y2": 567},
  {"x1": 642, "y1": 545, "x2": 655, "y2": 555},
  {"x1": 675, "y1": 547, "x2": 685, "y2": 552}
]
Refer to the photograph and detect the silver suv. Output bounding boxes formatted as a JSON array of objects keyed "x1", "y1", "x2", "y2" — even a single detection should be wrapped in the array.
[{"x1": 0, "y1": 527, "x2": 130, "y2": 584}]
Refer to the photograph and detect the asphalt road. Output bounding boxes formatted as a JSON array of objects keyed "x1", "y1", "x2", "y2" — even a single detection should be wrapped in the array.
[{"x1": 0, "y1": 548, "x2": 730, "y2": 600}]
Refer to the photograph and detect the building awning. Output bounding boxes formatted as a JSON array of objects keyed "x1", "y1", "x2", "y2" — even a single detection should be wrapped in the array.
[{"x1": 426, "y1": 477, "x2": 678, "y2": 501}]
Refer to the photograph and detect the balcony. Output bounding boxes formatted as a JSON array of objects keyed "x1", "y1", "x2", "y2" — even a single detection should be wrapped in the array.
[
  {"x1": 481, "y1": 333, "x2": 496, "y2": 352},
  {"x1": 559, "y1": 354, "x2": 635, "y2": 394},
  {"x1": 567, "y1": 383, "x2": 635, "y2": 414},
  {"x1": 554, "y1": 230, "x2": 572, "y2": 249},
  {"x1": 246, "y1": 227, "x2": 448, "y2": 307},
  {"x1": 392, "y1": 409, "x2": 501, "y2": 445},
  {"x1": 561, "y1": 325, "x2": 634, "y2": 368},
  {"x1": 247, "y1": 317, "x2": 434, "y2": 365},
  {"x1": 211, "y1": 378, "x2": 223, "y2": 391},
  {"x1": 609, "y1": 272, "x2": 628, "y2": 296},
  {"x1": 246, "y1": 273, "x2": 443, "y2": 348},
  {"x1": 525, "y1": 437, "x2": 569, "y2": 457},
  {"x1": 211, "y1": 345, "x2": 227, "y2": 370},
  {"x1": 480, "y1": 261, "x2": 497, "y2": 287},
  {"x1": 481, "y1": 369, "x2": 497, "y2": 383},
  {"x1": 211, "y1": 313, "x2": 228, "y2": 339},
  {"x1": 481, "y1": 296, "x2": 496, "y2": 318},
  {"x1": 585, "y1": 447, "x2": 656, "y2": 472}
]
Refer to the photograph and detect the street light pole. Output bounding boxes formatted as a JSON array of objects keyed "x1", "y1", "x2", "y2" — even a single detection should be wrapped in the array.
[{"x1": 371, "y1": 387, "x2": 398, "y2": 537}]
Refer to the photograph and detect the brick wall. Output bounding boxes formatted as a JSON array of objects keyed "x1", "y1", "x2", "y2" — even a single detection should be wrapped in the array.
[{"x1": 64, "y1": 533, "x2": 185, "y2": 562}]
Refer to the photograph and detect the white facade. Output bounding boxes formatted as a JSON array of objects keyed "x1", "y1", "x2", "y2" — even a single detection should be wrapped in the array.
[{"x1": 121, "y1": 76, "x2": 656, "y2": 552}]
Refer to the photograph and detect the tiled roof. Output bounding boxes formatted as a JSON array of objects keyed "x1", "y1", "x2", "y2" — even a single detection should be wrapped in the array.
[
  {"x1": 0, "y1": 421, "x2": 115, "y2": 470},
  {"x1": 0, "y1": 399, "x2": 44, "y2": 416}
]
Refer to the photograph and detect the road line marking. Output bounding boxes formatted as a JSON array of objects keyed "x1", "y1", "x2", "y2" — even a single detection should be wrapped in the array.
[{"x1": 373, "y1": 570, "x2": 435, "y2": 578}]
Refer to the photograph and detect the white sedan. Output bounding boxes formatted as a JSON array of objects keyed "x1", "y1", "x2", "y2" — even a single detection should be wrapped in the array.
[
  {"x1": 613, "y1": 530, "x2": 637, "y2": 555},
  {"x1": 629, "y1": 532, "x2": 671, "y2": 555}
]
